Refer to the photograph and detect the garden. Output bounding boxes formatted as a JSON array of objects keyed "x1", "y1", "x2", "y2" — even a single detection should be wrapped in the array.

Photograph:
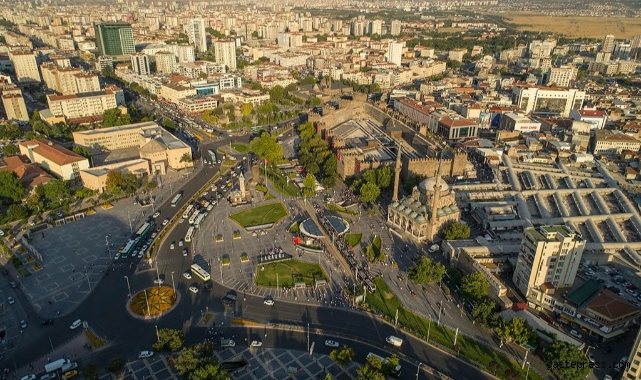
[
  {"x1": 255, "y1": 260, "x2": 326, "y2": 287},
  {"x1": 230, "y1": 202, "x2": 288, "y2": 228}
]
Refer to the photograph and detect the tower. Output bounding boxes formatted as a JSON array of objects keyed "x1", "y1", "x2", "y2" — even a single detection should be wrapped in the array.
[
  {"x1": 239, "y1": 171, "x2": 246, "y2": 199},
  {"x1": 392, "y1": 144, "x2": 402, "y2": 201},
  {"x1": 427, "y1": 154, "x2": 444, "y2": 240}
]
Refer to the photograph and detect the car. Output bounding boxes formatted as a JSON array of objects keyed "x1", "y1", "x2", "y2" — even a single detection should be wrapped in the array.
[
  {"x1": 10, "y1": 281, "x2": 17, "y2": 288},
  {"x1": 163, "y1": 219, "x2": 169, "y2": 226},
  {"x1": 182, "y1": 248, "x2": 188, "y2": 256},
  {"x1": 141, "y1": 245, "x2": 148, "y2": 251},
  {"x1": 179, "y1": 218, "x2": 185, "y2": 223},
  {"x1": 250, "y1": 340, "x2": 262, "y2": 347},
  {"x1": 40, "y1": 373, "x2": 57, "y2": 380},
  {"x1": 570, "y1": 329, "x2": 582, "y2": 339},
  {"x1": 189, "y1": 286, "x2": 199, "y2": 293},
  {"x1": 203, "y1": 281, "x2": 213, "y2": 290},
  {"x1": 61, "y1": 363, "x2": 77, "y2": 372},
  {"x1": 138, "y1": 251, "x2": 144, "y2": 259},
  {"x1": 20, "y1": 320, "x2": 27, "y2": 328},
  {"x1": 428, "y1": 244, "x2": 439, "y2": 253},
  {"x1": 542, "y1": 316, "x2": 554, "y2": 324},
  {"x1": 325, "y1": 340, "x2": 340, "y2": 348},
  {"x1": 264, "y1": 299, "x2": 274, "y2": 306},
  {"x1": 7, "y1": 295, "x2": 15, "y2": 305},
  {"x1": 179, "y1": 239, "x2": 184, "y2": 246},
  {"x1": 138, "y1": 350, "x2": 154, "y2": 358},
  {"x1": 154, "y1": 278, "x2": 164, "y2": 284},
  {"x1": 63, "y1": 370, "x2": 78, "y2": 379},
  {"x1": 40, "y1": 319, "x2": 54, "y2": 326},
  {"x1": 70, "y1": 319, "x2": 82, "y2": 329},
  {"x1": 170, "y1": 243, "x2": 175, "y2": 249},
  {"x1": 21, "y1": 376, "x2": 36, "y2": 380},
  {"x1": 183, "y1": 272, "x2": 192, "y2": 279},
  {"x1": 152, "y1": 212, "x2": 160, "y2": 218}
]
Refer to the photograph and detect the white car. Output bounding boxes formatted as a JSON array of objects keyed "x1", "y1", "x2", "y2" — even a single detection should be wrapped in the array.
[
  {"x1": 179, "y1": 218, "x2": 185, "y2": 224},
  {"x1": 138, "y1": 350, "x2": 154, "y2": 359},
  {"x1": 162, "y1": 219, "x2": 169, "y2": 226},
  {"x1": 152, "y1": 212, "x2": 160, "y2": 218},
  {"x1": 170, "y1": 243, "x2": 175, "y2": 249},
  {"x1": 325, "y1": 340, "x2": 339, "y2": 348},
  {"x1": 428, "y1": 244, "x2": 439, "y2": 253},
  {"x1": 20, "y1": 320, "x2": 27, "y2": 328},
  {"x1": 138, "y1": 251, "x2": 144, "y2": 259},
  {"x1": 153, "y1": 278, "x2": 164, "y2": 285},
  {"x1": 7, "y1": 296, "x2": 14, "y2": 305},
  {"x1": 21, "y1": 375, "x2": 36, "y2": 380},
  {"x1": 189, "y1": 286, "x2": 199, "y2": 294},
  {"x1": 264, "y1": 299, "x2": 274, "y2": 306},
  {"x1": 183, "y1": 272, "x2": 192, "y2": 279},
  {"x1": 114, "y1": 253, "x2": 121, "y2": 260},
  {"x1": 570, "y1": 329, "x2": 582, "y2": 339},
  {"x1": 70, "y1": 319, "x2": 83, "y2": 329},
  {"x1": 179, "y1": 240, "x2": 184, "y2": 247},
  {"x1": 250, "y1": 341, "x2": 262, "y2": 347}
]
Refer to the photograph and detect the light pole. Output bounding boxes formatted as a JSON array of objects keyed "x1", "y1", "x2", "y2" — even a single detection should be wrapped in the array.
[
  {"x1": 155, "y1": 325, "x2": 159, "y2": 339},
  {"x1": 522, "y1": 350, "x2": 529, "y2": 369},
  {"x1": 416, "y1": 363, "x2": 422, "y2": 380},
  {"x1": 437, "y1": 306, "x2": 443, "y2": 326},
  {"x1": 426, "y1": 318, "x2": 431, "y2": 343},
  {"x1": 156, "y1": 264, "x2": 161, "y2": 288},
  {"x1": 171, "y1": 271, "x2": 176, "y2": 295},
  {"x1": 276, "y1": 273, "x2": 279, "y2": 298},
  {"x1": 307, "y1": 323, "x2": 310, "y2": 354},
  {"x1": 525, "y1": 362, "x2": 531, "y2": 380},
  {"x1": 127, "y1": 210, "x2": 133, "y2": 233},
  {"x1": 144, "y1": 289, "x2": 151, "y2": 316},
  {"x1": 124, "y1": 276, "x2": 131, "y2": 297}
]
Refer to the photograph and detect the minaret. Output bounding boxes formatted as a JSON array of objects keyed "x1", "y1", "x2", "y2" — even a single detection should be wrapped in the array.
[
  {"x1": 428, "y1": 153, "x2": 444, "y2": 239},
  {"x1": 239, "y1": 172, "x2": 246, "y2": 199},
  {"x1": 392, "y1": 144, "x2": 402, "y2": 201}
]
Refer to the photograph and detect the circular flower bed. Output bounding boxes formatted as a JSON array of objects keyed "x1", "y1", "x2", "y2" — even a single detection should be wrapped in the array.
[{"x1": 128, "y1": 286, "x2": 176, "y2": 317}]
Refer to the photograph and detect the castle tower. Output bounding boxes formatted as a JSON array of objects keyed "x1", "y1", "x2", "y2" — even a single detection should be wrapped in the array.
[
  {"x1": 427, "y1": 154, "x2": 444, "y2": 240},
  {"x1": 239, "y1": 172, "x2": 246, "y2": 199},
  {"x1": 392, "y1": 144, "x2": 402, "y2": 201}
]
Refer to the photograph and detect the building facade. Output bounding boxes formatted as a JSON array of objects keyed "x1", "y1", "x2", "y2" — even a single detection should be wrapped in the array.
[
  {"x1": 8, "y1": 51, "x2": 41, "y2": 83},
  {"x1": 213, "y1": 40, "x2": 237, "y2": 71},
  {"x1": 18, "y1": 139, "x2": 89, "y2": 180},
  {"x1": 94, "y1": 22, "x2": 135, "y2": 56},
  {"x1": 155, "y1": 51, "x2": 177, "y2": 74},
  {"x1": 46, "y1": 86, "x2": 124, "y2": 120},
  {"x1": 130, "y1": 53, "x2": 150, "y2": 76},
  {"x1": 511, "y1": 85, "x2": 585, "y2": 117},
  {"x1": 2, "y1": 93, "x2": 29, "y2": 121},
  {"x1": 185, "y1": 18, "x2": 207, "y2": 53},
  {"x1": 592, "y1": 130, "x2": 641, "y2": 155}
]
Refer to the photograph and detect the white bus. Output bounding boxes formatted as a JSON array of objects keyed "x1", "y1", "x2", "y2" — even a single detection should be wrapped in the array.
[
  {"x1": 136, "y1": 222, "x2": 151, "y2": 237},
  {"x1": 119, "y1": 239, "x2": 136, "y2": 257},
  {"x1": 188, "y1": 212, "x2": 198, "y2": 225},
  {"x1": 194, "y1": 213, "x2": 205, "y2": 229},
  {"x1": 171, "y1": 192, "x2": 183, "y2": 207},
  {"x1": 185, "y1": 226, "x2": 195, "y2": 242},
  {"x1": 182, "y1": 204, "x2": 194, "y2": 219},
  {"x1": 191, "y1": 263, "x2": 211, "y2": 281},
  {"x1": 366, "y1": 353, "x2": 401, "y2": 377}
]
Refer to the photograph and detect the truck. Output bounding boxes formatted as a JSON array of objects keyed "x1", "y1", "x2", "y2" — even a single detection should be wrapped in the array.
[
  {"x1": 385, "y1": 335, "x2": 403, "y2": 347},
  {"x1": 45, "y1": 359, "x2": 71, "y2": 373}
]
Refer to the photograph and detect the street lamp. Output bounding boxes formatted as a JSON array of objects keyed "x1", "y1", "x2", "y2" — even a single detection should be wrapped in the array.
[
  {"x1": 171, "y1": 271, "x2": 176, "y2": 296},
  {"x1": 437, "y1": 306, "x2": 443, "y2": 326},
  {"x1": 416, "y1": 363, "x2": 422, "y2": 380},
  {"x1": 525, "y1": 362, "x2": 531, "y2": 380},
  {"x1": 124, "y1": 276, "x2": 131, "y2": 297},
  {"x1": 155, "y1": 325, "x2": 159, "y2": 339},
  {"x1": 155, "y1": 263, "x2": 161, "y2": 288}
]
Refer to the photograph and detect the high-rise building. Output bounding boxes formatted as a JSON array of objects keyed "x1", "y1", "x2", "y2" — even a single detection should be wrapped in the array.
[
  {"x1": 630, "y1": 35, "x2": 641, "y2": 59},
  {"x1": 390, "y1": 20, "x2": 401, "y2": 36},
  {"x1": 2, "y1": 91, "x2": 29, "y2": 121},
  {"x1": 513, "y1": 225, "x2": 585, "y2": 303},
  {"x1": 94, "y1": 22, "x2": 135, "y2": 56},
  {"x1": 8, "y1": 51, "x2": 41, "y2": 83},
  {"x1": 130, "y1": 53, "x2": 150, "y2": 76},
  {"x1": 155, "y1": 51, "x2": 176, "y2": 74},
  {"x1": 624, "y1": 328, "x2": 641, "y2": 379},
  {"x1": 213, "y1": 40, "x2": 236, "y2": 71},
  {"x1": 386, "y1": 41, "x2": 403, "y2": 66},
  {"x1": 369, "y1": 20, "x2": 382, "y2": 36},
  {"x1": 544, "y1": 65, "x2": 578, "y2": 87},
  {"x1": 185, "y1": 18, "x2": 207, "y2": 53},
  {"x1": 602, "y1": 34, "x2": 616, "y2": 53}
]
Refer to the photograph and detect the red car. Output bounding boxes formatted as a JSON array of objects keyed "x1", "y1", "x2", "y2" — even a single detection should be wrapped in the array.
[{"x1": 543, "y1": 316, "x2": 554, "y2": 324}]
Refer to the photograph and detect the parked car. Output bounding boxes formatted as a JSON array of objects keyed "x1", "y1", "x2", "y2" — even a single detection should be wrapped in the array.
[
  {"x1": 183, "y1": 272, "x2": 192, "y2": 279},
  {"x1": 7, "y1": 296, "x2": 14, "y2": 305},
  {"x1": 182, "y1": 248, "x2": 188, "y2": 256},
  {"x1": 20, "y1": 320, "x2": 27, "y2": 328},
  {"x1": 570, "y1": 329, "x2": 582, "y2": 339},
  {"x1": 10, "y1": 281, "x2": 17, "y2": 288},
  {"x1": 40, "y1": 373, "x2": 57, "y2": 380},
  {"x1": 325, "y1": 340, "x2": 339, "y2": 348},
  {"x1": 138, "y1": 351, "x2": 154, "y2": 359},
  {"x1": 250, "y1": 341, "x2": 262, "y2": 347},
  {"x1": 152, "y1": 212, "x2": 160, "y2": 218},
  {"x1": 264, "y1": 299, "x2": 274, "y2": 306},
  {"x1": 189, "y1": 286, "x2": 199, "y2": 294}
]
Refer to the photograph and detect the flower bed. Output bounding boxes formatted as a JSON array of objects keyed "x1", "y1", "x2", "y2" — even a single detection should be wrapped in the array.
[
  {"x1": 33, "y1": 263, "x2": 43, "y2": 271},
  {"x1": 85, "y1": 329, "x2": 107, "y2": 348},
  {"x1": 216, "y1": 234, "x2": 223, "y2": 242},
  {"x1": 26, "y1": 256, "x2": 35, "y2": 263},
  {"x1": 129, "y1": 286, "x2": 177, "y2": 317},
  {"x1": 240, "y1": 254, "x2": 249, "y2": 262}
]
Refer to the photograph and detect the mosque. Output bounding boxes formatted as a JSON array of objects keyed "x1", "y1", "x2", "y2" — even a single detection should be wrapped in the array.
[{"x1": 387, "y1": 147, "x2": 460, "y2": 242}]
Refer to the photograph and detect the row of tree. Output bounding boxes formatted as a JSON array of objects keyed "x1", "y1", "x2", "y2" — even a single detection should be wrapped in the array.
[
  {"x1": 297, "y1": 122, "x2": 338, "y2": 188},
  {"x1": 349, "y1": 166, "x2": 393, "y2": 204},
  {"x1": 329, "y1": 344, "x2": 399, "y2": 380}
]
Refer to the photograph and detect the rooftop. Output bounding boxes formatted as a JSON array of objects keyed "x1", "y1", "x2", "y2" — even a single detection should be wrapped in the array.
[{"x1": 565, "y1": 279, "x2": 602, "y2": 306}]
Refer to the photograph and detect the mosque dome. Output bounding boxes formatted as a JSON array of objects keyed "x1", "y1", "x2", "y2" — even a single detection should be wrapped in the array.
[{"x1": 419, "y1": 177, "x2": 449, "y2": 193}]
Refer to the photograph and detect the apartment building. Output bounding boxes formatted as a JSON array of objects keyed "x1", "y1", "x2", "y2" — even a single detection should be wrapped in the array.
[
  {"x1": 46, "y1": 86, "x2": 124, "y2": 121},
  {"x1": 390, "y1": 20, "x2": 401, "y2": 36},
  {"x1": 511, "y1": 85, "x2": 585, "y2": 117},
  {"x1": 155, "y1": 51, "x2": 177, "y2": 74},
  {"x1": 592, "y1": 130, "x2": 641, "y2": 155},
  {"x1": 2, "y1": 92, "x2": 29, "y2": 121},
  {"x1": 41, "y1": 64, "x2": 100, "y2": 95},
  {"x1": 176, "y1": 95, "x2": 219, "y2": 114},
  {"x1": 185, "y1": 18, "x2": 207, "y2": 53},
  {"x1": 213, "y1": 40, "x2": 237, "y2": 71},
  {"x1": 513, "y1": 225, "x2": 585, "y2": 305},
  {"x1": 143, "y1": 43, "x2": 195, "y2": 63},
  {"x1": 544, "y1": 65, "x2": 578, "y2": 87},
  {"x1": 18, "y1": 138, "x2": 89, "y2": 180},
  {"x1": 130, "y1": 53, "x2": 150, "y2": 76},
  {"x1": 94, "y1": 22, "x2": 135, "y2": 56},
  {"x1": 160, "y1": 82, "x2": 196, "y2": 103},
  {"x1": 624, "y1": 328, "x2": 641, "y2": 379},
  {"x1": 8, "y1": 51, "x2": 40, "y2": 83},
  {"x1": 387, "y1": 41, "x2": 403, "y2": 66},
  {"x1": 448, "y1": 48, "x2": 466, "y2": 63},
  {"x1": 569, "y1": 109, "x2": 608, "y2": 131}
]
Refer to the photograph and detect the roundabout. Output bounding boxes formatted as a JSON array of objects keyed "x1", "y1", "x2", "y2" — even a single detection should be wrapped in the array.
[{"x1": 127, "y1": 286, "x2": 180, "y2": 319}]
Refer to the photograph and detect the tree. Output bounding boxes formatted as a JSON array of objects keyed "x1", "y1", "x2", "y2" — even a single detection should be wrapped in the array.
[
  {"x1": 240, "y1": 103, "x2": 253, "y2": 117},
  {"x1": 0, "y1": 171, "x2": 24, "y2": 202},
  {"x1": 44, "y1": 179, "x2": 71, "y2": 204},
  {"x1": 303, "y1": 173, "x2": 316, "y2": 196},
  {"x1": 308, "y1": 96, "x2": 322, "y2": 106},
  {"x1": 407, "y1": 257, "x2": 446, "y2": 284},
  {"x1": 544, "y1": 340, "x2": 590, "y2": 380},
  {"x1": 83, "y1": 363, "x2": 100, "y2": 380},
  {"x1": 153, "y1": 328, "x2": 184, "y2": 352},
  {"x1": 461, "y1": 272, "x2": 489, "y2": 303},
  {"x1": 0, "y1": 124, "x2": 22, "y2": 140},
  {"x1": 72, "y1": 146, "x2": 90, "y2": 158},
  {"x1": 102, "y1": 108, "x2": 131, "y2": 127},
  {"x1": 249, "y1": 131, "x2": 283, "y2": 163},
  {"x1": 488, "y1": 361, "x2": 500, "y2": 376},
  {"x1": 180, "y1": 152, "x2": 193, "y2": 164},
  {"x1": 356, "y1": 355, "x2": 385, "y2": 380},
  {"x1": 189, "y1": 361, "x2": 230, "y2": 380},
  {"x1": 173, "y1": 347, "x2": 200, "y2": 376},
  {"x1": 299, "y1": 75, "x2": 317, "y2": 85},
  {"x1": 107, "y1": 355, "x2": 126, "y2": 373},
  {"x1": 442, "y1": 222, "x2": 470, "y2": 240},
  {"x1": 472, "y1": 298, "x2": 500, "y2": 327},
  {"x1": 376, "y1": 166, "x2": 393, "y2": 188},
  {"x1": 6, "y1": 204, "x2": 26, "y2": 221},
  {"x1": 105, "y1": 170, "x2": 126, "y2": 195},
  {"x1": 162, "y1": 118, "x2": 176, "y2": 130},
  {"x1": 329, "y1": 345, "x2": 355, "y2": 367},
  {"x1": 507, "y1": 317, "x2": 535, "y2": 345},
  {"x1": 359, "y1": 181, "x2": 381, "y2": 204},
  {"x1": 446, "y1": 59, "x2": 461, "y2": 70},
  {"x1": 323, "y1": 374, "x2": 332, "y2": 380},
  {"x1": 2, "y1": 144, "x2": 19, "y2": 157}
]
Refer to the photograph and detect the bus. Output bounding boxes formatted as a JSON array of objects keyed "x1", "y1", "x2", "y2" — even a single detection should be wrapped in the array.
[
  {"x1": 190, "y1": 263, "x2": 211, "y2": 281},
  {"x1": 171, "y1": 192, "x2": 183, "y2": 207},
  {"x1": 185, "y1": 226, "x2": 195, "y2": 242},
  {"x1": 119, "y1": 239, "x2": 136, "y2": 258},
  {"x1": 208, "y1": 149, "x2": 217, "y2": 162},
  {"x1": 188, "y1": 212, "x2": 199, "y2": 225},
  {"x1": 182, "y1": 204, "x2": 194, "y2": 219},
  {"x1": 194, "y1": 213, "x2": 205, "y2": 229},
  {"x1": 366, "y1": 353, "x2": 401, "y2": 377},
  {"x1": 136, "y1": 222, "x2": 152, "y2": 237}
]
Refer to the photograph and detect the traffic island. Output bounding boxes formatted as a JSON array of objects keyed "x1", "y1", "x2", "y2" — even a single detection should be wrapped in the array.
[
  {"x1": 229, "y1": 202, "x2": 288, "y2": 230},
  {"x1": 256, "y1": 259, "x2": 327, "y2": 288},
  {"x1": 127, "y1": 286, "x2": 180, "y2": 319}
]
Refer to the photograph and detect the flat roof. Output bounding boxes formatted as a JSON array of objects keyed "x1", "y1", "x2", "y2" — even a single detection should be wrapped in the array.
[{"x1": 566, "y1": 279, "x2": 601, "y2": 306}]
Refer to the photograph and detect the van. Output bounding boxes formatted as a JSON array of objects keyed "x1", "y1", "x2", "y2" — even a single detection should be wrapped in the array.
[
  {"x1": 220, "y1": 339, "x2": 235, "y2": 348},
  {"x1": 385, "y1": 335, "x2": 403, "y2": 347}
]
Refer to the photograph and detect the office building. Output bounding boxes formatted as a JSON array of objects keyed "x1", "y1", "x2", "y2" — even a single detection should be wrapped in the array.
[
  {"x1": 185, "y1": 18, "x2": 207, "y2": 53},
  {"x1": 602, "y1": 34, "x2": 615, "y2": 53},
  {"x1": 155, "y1": 51, "x2": 176, "y2": 74},
  {"x1": 624, "y1": 328, "x2": 641, "y2": 379},
  {"x1": 8, "y1": 51, "x2": 41, "y2": 83},
  {"x1": 130, "y1": 53, "x2": 150, "y2": 76},
  {"x1": 213, "y1": 40, "x2": 236, "y2": 71},
  {"x1": 630, "y1": 35, "x2": 641, "y2": 59},
  {"x1": 390, "y1": 20, "x2": 401, "y2": 36},
  {"x1": 592, "y1": 129, "x2": 641, "y2": 155},
  {"x1": 387, "y1": 41, "x2": 403, "y2": 66},
  {"x1": 18, "y1": 138, "x2": 89, "y2": 180},
  {"x1": 544, "y1": 65, "x2": 578, "y2": 87},
  {"x1": 511, "y1": 85, "x2": 585, "y2": 117},
  {"x1": 513, "y1": 225, "x2": 585, "y2": 304},
  {"x1": 2, "y1": 92, "x2": 29, "y2": 121},
  {"x1": 94, "y1": 22, "x2": 135, "y2": 56}
]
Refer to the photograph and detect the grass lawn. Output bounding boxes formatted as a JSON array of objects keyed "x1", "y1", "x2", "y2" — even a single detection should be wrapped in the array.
[
  {"x1": 366, "y1": 278, "x2": 543, "y2": 380},
  {"x1": 365, "y1": 235, "x2": 384, "y2": 262},
  {"x1": 230, "y1": 202, "x2": 288, "y2": 228},
  {"x1": 345, "y1": 233, "x2": 362, "y2": 247},
  {"x1": 231, "y1": 143, "x2": 249, "y2": 153},
  {"x1": 256, "y1": 260, "x2": 326, "y2": 287},
  {"x1": 326, "y1": 203, "x2": 358, "y2": 215}
]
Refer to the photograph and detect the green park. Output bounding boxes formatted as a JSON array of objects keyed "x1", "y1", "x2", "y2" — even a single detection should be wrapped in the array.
[
  {"x1": 255, "y1": 260, "x2": 327, "y2": 287},
  {"x1": 229, "y1": 202, "x2": 288, "y2": 228}
]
